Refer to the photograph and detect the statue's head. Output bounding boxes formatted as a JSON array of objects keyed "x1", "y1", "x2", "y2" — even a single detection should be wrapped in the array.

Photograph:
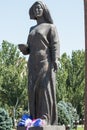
[{"x1": 29, "y1": 1, "x2": 53, "y2": 24}]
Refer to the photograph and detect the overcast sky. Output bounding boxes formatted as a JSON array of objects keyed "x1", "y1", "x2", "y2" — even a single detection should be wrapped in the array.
[{"x1": 0, "y1": 0, "x2": 85, "y2": 56}]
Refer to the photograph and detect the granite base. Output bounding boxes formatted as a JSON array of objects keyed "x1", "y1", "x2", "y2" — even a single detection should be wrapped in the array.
[{"x1": 17, "y1": 125, "x2": 65, "y2": 130}]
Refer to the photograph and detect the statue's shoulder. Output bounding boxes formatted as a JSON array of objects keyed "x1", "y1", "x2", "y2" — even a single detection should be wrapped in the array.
[
  {"x1": 30, "y1": 25, "x2": 37, "y2": 32},
  {"x1": 49, "y1": 24, "x2": 57, "y2": 30}
]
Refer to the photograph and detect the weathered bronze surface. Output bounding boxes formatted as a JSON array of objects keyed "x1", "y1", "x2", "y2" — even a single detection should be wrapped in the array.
[{"x1": 18, "y1": 1, "x2": 60, "y2": 125}]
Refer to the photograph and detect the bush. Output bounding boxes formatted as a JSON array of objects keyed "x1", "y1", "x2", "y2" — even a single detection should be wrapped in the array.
[
  {"x1": 0, "y1": 108, "x2": 12, "y2": 130},
  {"x1": 58, "y1": 101, "x2": 79, "y2": 129}
]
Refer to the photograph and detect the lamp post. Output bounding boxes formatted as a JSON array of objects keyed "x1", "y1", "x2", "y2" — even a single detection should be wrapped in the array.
[{"x1": 84, "y1": 0, "x2": 87, "y2": 130}]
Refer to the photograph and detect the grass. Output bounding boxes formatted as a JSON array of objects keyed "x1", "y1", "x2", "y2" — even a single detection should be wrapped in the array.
[
  {"x1": 13, "y1": 125, "x2": 84, "y2": 130},
  {"x1": 77, "y1": 127, "x2": 84, "y2": 130},
  {"x1": 72, "y1": 125, "x2": 84, "y2": 130}
]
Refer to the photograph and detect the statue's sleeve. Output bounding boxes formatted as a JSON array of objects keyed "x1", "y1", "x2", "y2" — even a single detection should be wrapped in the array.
[
  {"x1": 18, "y1": 35, "x2": 30, "y2": 55},
  {"x1": 27, "y1": 27, "x2": 33, "y2": 51},
  {"x1": 50, "y1": 24, "x2": 60, "y2": 63},
  {"x1": 27, "y1": 34, "x2": 30, "y2": 48},
  {"x1": 26, "y1": 28, "x2": 32, "y2": 54},
  {"x1": 18, "y1": 29, "x2": 32, "y2": 55}
]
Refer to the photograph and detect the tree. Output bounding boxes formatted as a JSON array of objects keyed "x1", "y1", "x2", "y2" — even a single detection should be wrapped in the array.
[
  {"x1": 56, "y1": 50, "x2": 85, "y2": 118},
  {"x1": 56, "y1": 53, "x2": 71, "y2": 101},
  {"x1": 0, "y1": 41, "x2": 28, "y2": 127}
]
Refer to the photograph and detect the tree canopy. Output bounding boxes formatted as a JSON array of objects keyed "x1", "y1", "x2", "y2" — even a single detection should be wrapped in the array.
[
  {"x1": 56, "y1": 50, "x2": 85, "y2": 118},
  {"x1": 0, "y1": 40, "x2": 85, "y2": 126},
  {"x1": 0, "y1": 41, "x2": 28, "y2": 126}
]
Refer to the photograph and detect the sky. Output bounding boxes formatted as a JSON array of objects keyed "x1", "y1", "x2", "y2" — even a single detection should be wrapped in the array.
[{"x1": 0, "y1": 0, "x2": 85, "y2": 56}]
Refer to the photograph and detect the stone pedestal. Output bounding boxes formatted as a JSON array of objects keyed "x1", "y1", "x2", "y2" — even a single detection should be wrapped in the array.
[{"x1": 17, "y1": 126, "x2": 65, "y2": 130}]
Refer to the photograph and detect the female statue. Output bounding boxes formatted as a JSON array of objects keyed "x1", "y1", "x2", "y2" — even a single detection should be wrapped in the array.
[{"x1": 18, "y1": 1, "x2": 60, "y2": 125}]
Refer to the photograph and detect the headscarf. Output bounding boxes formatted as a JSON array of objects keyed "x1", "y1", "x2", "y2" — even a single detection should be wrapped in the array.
[{"x1": 29, "y1": 1, "x2": 53, "y2": 24}]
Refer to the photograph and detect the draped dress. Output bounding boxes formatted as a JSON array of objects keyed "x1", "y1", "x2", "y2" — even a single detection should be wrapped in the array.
[{"x1": 27, "y1": 23, "x2": 59, "y2": 125}]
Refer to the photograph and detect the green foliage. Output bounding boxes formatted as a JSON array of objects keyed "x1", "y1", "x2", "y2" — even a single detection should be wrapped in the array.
[
  {"x1": 1, "y1": 40, "x2": 19, "y2": 66},
  {"x1": 0, "y1": 41, "x2": 28, "y2": 126},
  {"x1": 0, "y1": 40, "x2": 85, "y2": 126},
  {"x1": 56, "y1": 53, "x2": 71, "y2": 101},
  {"x1": 56, "y1": 50, "x2": 85, "y2": 118},
  {"x1": 58, "y1": 101, "x2": 79, "y2": 129},
  {"x1": 0, "y1": 41, "x2": 28, "y2": 107},
  {"x1": 0, "y1": 108, "x2": 12, "y2": 130}
]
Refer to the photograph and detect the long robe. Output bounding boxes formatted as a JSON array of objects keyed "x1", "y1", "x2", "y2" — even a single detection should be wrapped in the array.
[{"x1": 27, "y1": 23, "x2": 60, "y2": 125}]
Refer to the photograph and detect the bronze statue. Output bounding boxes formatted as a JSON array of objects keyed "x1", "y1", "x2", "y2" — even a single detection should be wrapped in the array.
[{"x1": 18, "y1": 1, "x2": 60, "y2": 125}]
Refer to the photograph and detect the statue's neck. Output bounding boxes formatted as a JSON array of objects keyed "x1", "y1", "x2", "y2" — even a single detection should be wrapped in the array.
[{"x1": 36, "y1": 16, "x2": 46, "y2": 25}]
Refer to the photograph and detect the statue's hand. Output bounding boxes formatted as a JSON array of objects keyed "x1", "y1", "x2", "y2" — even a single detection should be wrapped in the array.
[
  {"x1": 18, "y1": 44, "x2": 29, "y2": 55},
  {"x1": 53, "y1": 60, "x2": 59, "y2": 72}
]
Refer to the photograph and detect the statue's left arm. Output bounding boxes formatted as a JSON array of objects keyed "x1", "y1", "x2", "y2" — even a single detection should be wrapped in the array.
[{"x1": 49, "y1": 24, "x2": 60, "y2": 72}]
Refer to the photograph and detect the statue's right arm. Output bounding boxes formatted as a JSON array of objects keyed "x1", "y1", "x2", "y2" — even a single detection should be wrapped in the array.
[
  {"x1": 18, "y1": 28, "x2": 32, "y2": 55},
  {"x1": 18, "y1": 26, "x2": 34, "y2": 55},
  {"x1": 18, "y1": 43, "x2": 30, "y2": 55}
]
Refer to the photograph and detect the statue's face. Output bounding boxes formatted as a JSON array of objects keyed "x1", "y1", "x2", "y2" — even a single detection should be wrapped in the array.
[{"x1": 33, "y1": 3, "x2": 43, "y2": 18}]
